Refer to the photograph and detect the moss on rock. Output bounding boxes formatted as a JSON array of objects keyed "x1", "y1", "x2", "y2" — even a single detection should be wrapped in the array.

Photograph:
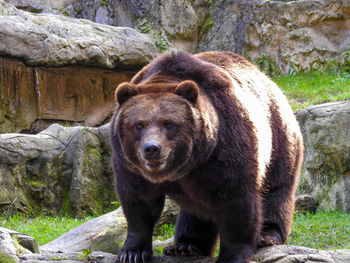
[{"x1": 0, "y1": 253, "x2": 17, "y2": 263}]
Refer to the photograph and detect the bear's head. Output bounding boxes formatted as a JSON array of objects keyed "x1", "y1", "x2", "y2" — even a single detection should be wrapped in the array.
[{"x1": 113, "y1": 80, "x2": 201, "y2": 183}]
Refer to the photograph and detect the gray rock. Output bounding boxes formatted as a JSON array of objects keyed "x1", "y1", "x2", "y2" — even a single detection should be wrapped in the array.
[
  {"x1": 6, "y1": 0, "x2": 350, "y2": 73},
  {"x1": 17, "y1": 245, "x2": 350, "y2": 263},
  {"x1": 254, "y1": 245, "x2": 350, "y2": 263},
  {"x1": 0, "y1": 0, "x2": 157, "y2": 69},
  {"x1": 5, "y1": 0, "x2": 212, "y2": 53},
  {"x1": 5, "y1": 228, "x2": 40, "y2": 254},
  {"x1": 0, "y1": 123, "x2": 116, "y2": 216},
  {"x1": 295, "y1": 194, "x2": 318, "y2": 213},
  {"x1": 40, "y1": 207, "x2": 127, "y2": 254},
  {"x1": 0, "y1": 228, "x2": 21, "y2": 263},
  {"x1": 296, "y1": 101, "x2": 350, "y2": 212},
  {"x1": 41, "y1": 199, "x2": 178, "y2": 254},
  {"x1": 198, "y1": 0, "x2": 350, "y2": 74}
]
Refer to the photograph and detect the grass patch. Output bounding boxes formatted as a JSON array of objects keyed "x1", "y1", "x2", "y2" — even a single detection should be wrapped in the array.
[
  {"x1": 274, "y1": 71, "x2": 350, "y2": 111},
  {"x1": 0, "y1": 214, "x2": 92, "y2": 245},
  {"x1": 152, "y1": 210, "x2": 350, "y2": 252},
  {"x1": 1, "y1": 210, "x2": 350, "y2": 250},
  {"x1": 287, "y1": 210, "x2": 350, "y2": 249},
  {"x1": 153, "y1": 224, "x2": 175, "y2": 242}
]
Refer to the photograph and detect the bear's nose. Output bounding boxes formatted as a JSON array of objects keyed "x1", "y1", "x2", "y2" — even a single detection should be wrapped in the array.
[{"x1": 143, "y1": 142, "x2": 161, "y2": 160}]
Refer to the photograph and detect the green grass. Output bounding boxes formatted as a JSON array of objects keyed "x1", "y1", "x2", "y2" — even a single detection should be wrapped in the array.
[
  {"x1": 287, "y1": 211, "x2": 350, "y2": 249},
  {"x1": 152, "y1": 210, "x2": 350, "y2": 252},
  {"x1": 274, "y1": 71, "x2": 350, "y2": 111},
  {"x1": 1, "y1": 214, "x2": 92, "y2": 245},
  {"x1": 153, "y1": 223, "x2": 176, "y2": 242},
  {"x1": 1, "y1": 211, "x2": 350, "y2": 250}
]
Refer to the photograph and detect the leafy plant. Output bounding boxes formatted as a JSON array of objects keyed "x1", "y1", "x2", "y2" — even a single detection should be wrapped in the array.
[
  {"x1": 155, "y1": 33, "x2": 170, "y2": 53},
  {"x1": 136, "y1": 18, "x2": 151, "y2": 34},
  {"x1": 153, "y1": 224, "x2": 175, "y2": 241}
]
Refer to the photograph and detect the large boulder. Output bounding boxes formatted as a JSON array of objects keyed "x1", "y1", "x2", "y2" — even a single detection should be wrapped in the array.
[
  {"x1": 0, "y1": 0, "x2": 157, "y2": 133},
  {"x1": 0, "y1": 0, "x2": 157, "y2": 68},
  {"x1": 0, "y1": 123, "x2": 115, "y2": 216},
  {"x1": 5, "y1": 0, "x2": 211, "y2": 53},
  {"x1": 296, "y1": 101, "x2": 350, "y2": 212}
]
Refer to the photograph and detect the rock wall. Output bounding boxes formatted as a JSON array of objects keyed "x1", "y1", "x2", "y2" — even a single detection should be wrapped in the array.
[
  {"x1": 0, "y1": 0, "x2": 157, "y2": 68},
  {"x1": 296, "y1": 101, "x2": 350, "y2": 212},
  {"x1": 198, "y1": 0, "x2": 350, "y2": 75},
  {"x1": 0, "y1": 123, "x2": 115, "y2": 216},
  {"x1": 0, "y1": 58, "x2": 134, "y2": 133},
  {"x1": 0, "y1": 0, "x2": 157, "y2": 133},
  {"x1": 5, "y1": 0, "x2": 350, "y2": 74}
]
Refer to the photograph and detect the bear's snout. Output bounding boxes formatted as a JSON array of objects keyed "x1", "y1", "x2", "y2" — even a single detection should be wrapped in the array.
[{"x1": 143, "y1": 142, "x2": 161, "y2": 160}]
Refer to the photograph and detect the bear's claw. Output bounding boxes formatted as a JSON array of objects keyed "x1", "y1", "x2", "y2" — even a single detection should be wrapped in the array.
[
  {"x1": 163, "y1": 243, "x2": 202, "y2": 257},
  {"x1": 117, "y1": 250, "x2": 150, "y2": 263}
]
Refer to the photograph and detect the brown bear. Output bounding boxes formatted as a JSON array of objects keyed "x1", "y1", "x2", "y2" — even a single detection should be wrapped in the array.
[{"x1": 110, "y1": 51, "x2": 303, "y2": 263}]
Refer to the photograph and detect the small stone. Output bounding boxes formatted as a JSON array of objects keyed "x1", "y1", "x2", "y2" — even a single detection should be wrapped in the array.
[{"x1": 295, "y1": 194, "x2": 318, "y2": 213}]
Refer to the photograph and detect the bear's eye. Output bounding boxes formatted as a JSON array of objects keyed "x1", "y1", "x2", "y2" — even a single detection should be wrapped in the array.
[
  {"x1": 164, "y1": 120, "x2": 175, "y2": 130},
  {"x1": 135, "y1": 121, "x2": 144, "y2": 130}
]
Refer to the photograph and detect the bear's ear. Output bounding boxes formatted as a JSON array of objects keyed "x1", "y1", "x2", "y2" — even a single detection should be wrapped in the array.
[
  {"x1": 175, "y1": 80, "x2": 199, "y2": 103},
  {"x1": 115, "y1": 82, "x2": 138, "y2": 105}
]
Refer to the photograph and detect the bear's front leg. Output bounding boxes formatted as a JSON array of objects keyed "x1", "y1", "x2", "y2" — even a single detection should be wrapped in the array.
[
  {"x1": 117, "y1": 195, "x2": 165, "y2": 263},
  {"x1": 213, "y1": 190, "x2": 261, "y2": 263},
  {"x1": 164, "y1": 210, "x2": 218, "y2": 257}
]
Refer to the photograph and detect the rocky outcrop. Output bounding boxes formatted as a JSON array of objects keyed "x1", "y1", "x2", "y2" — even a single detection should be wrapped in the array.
[
  {"x1": 5, "y1": 0, "x2": 212, "y2": 53},
  {"x1": 0, "y1": 123, "x2": 115, "y2": 216},
  {"x1": 6, "y1": 0, "x2": 350, "y2": 75},
  {"x1": 0, "y1": 0, "x2": 157, "y2": 133},
  {"x1": 296, "y1": 101, "x2": 350, "y2": 212},
  {"x1": 198, "y1": 0, "x2": 350, "y2": 75},
  {"x1": 0, "y1": 0, "x2": 157, "y2": 68},
  {"x1": 0, "y1": 57, "x2": 134, "y2": 133}
]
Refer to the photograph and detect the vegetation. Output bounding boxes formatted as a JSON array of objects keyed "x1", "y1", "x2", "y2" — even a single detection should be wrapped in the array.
[
  {"x1": 0, "y1": 214, "x2": 92, "y2": 245},
  {"x1": 151, "y1": 210, "x2": 350, "y2": 256},
  {"x1": 3, "y1": 210, "x2": 344, "y2": 250},
  {"x1": 287, "y1": 211, "x2": 350, "y2": 249},
  {"x1": 275, "y1": 71, "x2": 350, "y2": 111},
  {"x1": 153, "y1": 210, "x2": 350, "y2": 254},
  {"x1": 153, "y1": 224, "x2": 176, "y2": 242},
  {"x1": 155, "y1": 33, "x2": 170, "y2": 53},
  {"x1": 135, "y1": 18, "x2": 151, "y2": 34}
]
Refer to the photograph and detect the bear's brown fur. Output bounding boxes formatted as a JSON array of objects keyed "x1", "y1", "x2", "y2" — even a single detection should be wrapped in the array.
[{"x1": 110, "y1": 51, "x2": 303, "y2": 263}]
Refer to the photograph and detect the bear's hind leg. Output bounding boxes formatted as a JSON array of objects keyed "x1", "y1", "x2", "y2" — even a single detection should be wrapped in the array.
[
  {"x1": 164, "y1": 210, "x2": 218, "y2": 257},
  {"x1": 259, "y1": 138, "x2": 303, "y2": 248}
]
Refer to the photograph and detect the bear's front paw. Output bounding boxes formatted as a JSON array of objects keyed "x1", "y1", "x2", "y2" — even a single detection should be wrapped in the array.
[
  {"x1": 163, "y1": 243, "x2": 202, "y2": 257},
  {"x1": 117, "y1": 247, "x2": 152, "y2": 263}
]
